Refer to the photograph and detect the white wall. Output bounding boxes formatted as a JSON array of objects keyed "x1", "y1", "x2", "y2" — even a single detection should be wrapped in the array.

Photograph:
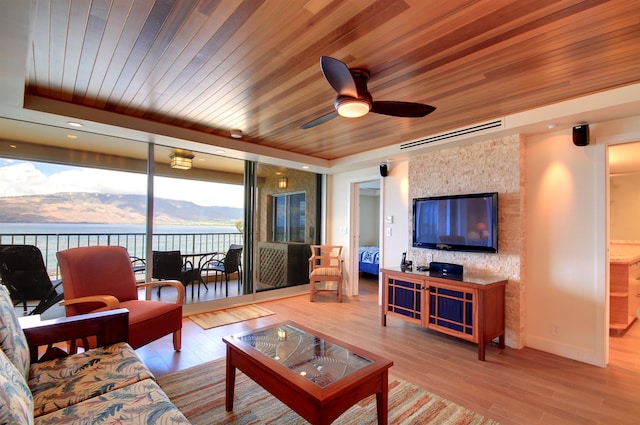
[
  {"x1": 328, "y1": 114, "x2": 640, "y2": 367},
  {"x1": 381, "y1": 161, "x2": 409, "y2": 269},
  {"x1": 359, "y1": 192, "x2": 380, "y2": 246},
  {"x1": 525, "y1": 116, "x2": 640, "y2": 366},
  {"x1": 525, "y1": 130, "x2": 606, "y2": 365},
  {"x1": 610, "y1": 172, "x2": 640, "y2": 240}
]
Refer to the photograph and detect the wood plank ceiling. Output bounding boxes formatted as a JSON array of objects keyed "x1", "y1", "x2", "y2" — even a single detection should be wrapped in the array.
[{"x1": 25, "y1": 0, "x2": 640, "y2": 161}]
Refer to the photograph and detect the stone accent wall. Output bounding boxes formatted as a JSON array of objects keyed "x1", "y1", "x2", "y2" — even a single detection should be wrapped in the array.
[{"x1": 408, "y1": 135, "x2": 524, "y2": 348}]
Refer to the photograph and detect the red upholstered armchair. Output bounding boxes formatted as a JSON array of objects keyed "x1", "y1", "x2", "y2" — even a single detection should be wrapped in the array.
[{"x1": 56, "y1": 246, "x2": 184, "y2": 351}]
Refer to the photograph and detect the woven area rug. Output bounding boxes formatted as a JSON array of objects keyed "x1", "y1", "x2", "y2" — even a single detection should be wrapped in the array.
[
  {"x1": 189, "y1": 304, "x2": 275, "y2": 330},
  {"x1": 158, "y1": 358, "x2": 500, "y2": 425}
]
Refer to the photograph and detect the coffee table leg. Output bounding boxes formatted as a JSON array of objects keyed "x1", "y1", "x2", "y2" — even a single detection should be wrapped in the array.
[
  {"x1": 225, "y1": 353, "x2": 236, "y2": 411},
  {"x1": 376, "y1": 370, "x2": 389, "y2": 425}
]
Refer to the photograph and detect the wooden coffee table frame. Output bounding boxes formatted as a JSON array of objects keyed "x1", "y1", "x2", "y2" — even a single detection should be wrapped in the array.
[{"x1": 223, "y1": 321, "x2": 393, "y2": 425}]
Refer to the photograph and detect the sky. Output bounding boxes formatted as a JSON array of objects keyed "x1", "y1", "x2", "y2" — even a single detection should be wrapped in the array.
[{"x1": 0, "y1": 158, "x2": 244, "y2": 208}]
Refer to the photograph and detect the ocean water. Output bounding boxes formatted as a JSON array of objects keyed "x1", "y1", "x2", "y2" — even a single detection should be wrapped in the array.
[
  {"x1": 0, "y1": 222, "x2": 242, "y2": 275},
  {"x1": 0, "y1": 222, "x2": 239, "y2": 235}
]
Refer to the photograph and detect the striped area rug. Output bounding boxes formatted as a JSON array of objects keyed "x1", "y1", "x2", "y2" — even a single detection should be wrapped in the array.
[
  {"x1": 158, "y1": 358, "x2": 500, "y2": 425},
  {"x1": 189, "y1": 304, "x2": 275, "y2": 330}
]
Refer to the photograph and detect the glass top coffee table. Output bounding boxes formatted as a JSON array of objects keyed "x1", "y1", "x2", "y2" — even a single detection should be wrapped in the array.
[{"x1": 223, "y1": 321, "x2": 393, "y2": 424}]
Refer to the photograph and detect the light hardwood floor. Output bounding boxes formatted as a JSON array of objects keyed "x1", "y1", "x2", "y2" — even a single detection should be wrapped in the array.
[{"x1": 136, "y1": 277, "x2": 640, "y2": 425}]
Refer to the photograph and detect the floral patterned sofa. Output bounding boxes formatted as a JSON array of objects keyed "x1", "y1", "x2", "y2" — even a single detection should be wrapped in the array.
[{"x1": 0, "y1": 284, "x2": 190, "y2": 424}]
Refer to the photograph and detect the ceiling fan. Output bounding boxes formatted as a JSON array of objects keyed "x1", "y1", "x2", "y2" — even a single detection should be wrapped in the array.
[{"x1": 299, "y1": 56, "x2": 436, "y2": 129}]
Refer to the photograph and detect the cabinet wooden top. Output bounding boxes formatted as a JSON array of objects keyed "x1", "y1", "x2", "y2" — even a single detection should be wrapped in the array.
[
  {"x1": 610, "y1": 243, "x2": 640, "y2": 265},
  {"x1": 610, "y1": 254, "x2": 640, "y2": 266},
  {"x1": 382, "y1": 267, "x2": 508, "y2": 287}
]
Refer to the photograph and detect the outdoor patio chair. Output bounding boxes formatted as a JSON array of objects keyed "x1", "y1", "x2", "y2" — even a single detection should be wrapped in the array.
[
  {"x1": 57, "y1": 245, "x2": 184, "y2": 350},
  {"x1": 0, "y1": 244, "x2": 64, "y2": 315},
  {"x1": 152, "y1": 250, "x2": 202, "y2": 298},
  {"x1": 199, "y1": 244, "x2": 243, "y2": 296},
  {"x1": 130, "y1": 255, "x2": 146, "y2": 275}
]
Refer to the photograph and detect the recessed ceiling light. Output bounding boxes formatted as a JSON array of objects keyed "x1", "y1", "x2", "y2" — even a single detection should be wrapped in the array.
[
  {"x1": 302, "y1": 165, "x2": 309, "y2": 169},
  {"x1": 67, "y1": 121, "x2": 83, "y2": 128},
  {"x1": 9, "y1": 144, "x2": 16, "y2": 149},
  {"x1": 230, "y1": 129, "x2": 243, "y2": 139},
  {"x1": 545, "y1": 123, "x2": 556, "y2": 129},
  {"x1": 215, "y1": 149, "x2": 225, "y2": 154},
  {"x1": 66, "y1": 134, "x2": 78, "y2": 139}
]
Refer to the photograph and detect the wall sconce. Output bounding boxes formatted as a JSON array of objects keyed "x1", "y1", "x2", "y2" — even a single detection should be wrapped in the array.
[
  {"x1": 278, "y1": 177, "x2": 288, "y2": 189},
  {"x1": 170, "y1": 152, "x2": 194, "y2": 170}
]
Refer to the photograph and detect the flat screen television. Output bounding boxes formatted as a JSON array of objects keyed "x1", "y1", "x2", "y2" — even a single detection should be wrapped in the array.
[{"x1": 412, "y1": 192, "x2": 498, "y2": 253}]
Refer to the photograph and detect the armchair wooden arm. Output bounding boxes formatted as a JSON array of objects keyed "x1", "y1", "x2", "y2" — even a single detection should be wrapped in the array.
[
  {"x1": 21, "y1": 308, "x2": 129, "y2": 363},
  {"x1": 137, "y1": 280, "x2": 185, "y2": 305},
  {"x1": 61, "y1": 295, "x2": 121, "y2": 309}
]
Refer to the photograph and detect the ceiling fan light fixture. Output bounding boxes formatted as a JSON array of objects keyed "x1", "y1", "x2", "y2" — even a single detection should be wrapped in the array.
[
  {"x1": 335, "y1": 96, "x2": 371, "y2": 118},
  {"x1": 301, "y1": 57, "x2": 435, "y2": 129}
]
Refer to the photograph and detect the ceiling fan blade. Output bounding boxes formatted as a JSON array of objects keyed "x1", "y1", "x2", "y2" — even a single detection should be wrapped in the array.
[
  {"x1": 299, "y1": 111, "x2": 339, "y2": 129},
  {"x1": 371, "y1": 101, "x2": 436, "y2": 117},
  {"x1": 320, "y1": 56, "x2": 358, "y2": 98}
]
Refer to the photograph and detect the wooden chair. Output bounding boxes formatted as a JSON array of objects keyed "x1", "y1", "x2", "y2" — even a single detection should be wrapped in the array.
[
  {"x1": 308, "y1": 245, "x2": 343, "y2": 302},
  {"x1": 56, "y1": 246, "x2": 184, "y2": 350}
]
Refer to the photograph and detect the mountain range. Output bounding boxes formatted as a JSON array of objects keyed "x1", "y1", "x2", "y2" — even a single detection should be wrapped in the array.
[{"x1": 0, "y1": 193, "x2": 243, "y2": 225}]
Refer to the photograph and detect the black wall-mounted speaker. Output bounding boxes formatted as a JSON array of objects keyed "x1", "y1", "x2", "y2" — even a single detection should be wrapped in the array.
[
  {"x1": 379, "y1": 164, "x2": 388, "y2": 177},
  {"x1": 572, "y1": 124, "x2": 589, "y2": 146}
]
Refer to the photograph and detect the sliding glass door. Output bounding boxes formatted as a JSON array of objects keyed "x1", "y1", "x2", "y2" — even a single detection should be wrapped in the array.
[
  {"x1": 254, "y1": 163, "x2": 320, "y2": 293},
  {"x1": 0, "y1": 140, "x2": 322, "y2": 312},
  {"x1": 151, "y1": 145, "x2": 245, "y2": 304}
]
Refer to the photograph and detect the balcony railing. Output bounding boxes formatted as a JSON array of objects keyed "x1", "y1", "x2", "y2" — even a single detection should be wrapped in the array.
[{"x1": 0, "y1": 232, "x2": 243, "y2": 279}]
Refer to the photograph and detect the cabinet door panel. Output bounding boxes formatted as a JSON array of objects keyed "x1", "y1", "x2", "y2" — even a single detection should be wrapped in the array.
[
  {"x1": 387, "y1": 278, "x2": 422, "y2": 323},
  {"x1": 428, "y1": 285, "x2": 475, "y2": 340}
]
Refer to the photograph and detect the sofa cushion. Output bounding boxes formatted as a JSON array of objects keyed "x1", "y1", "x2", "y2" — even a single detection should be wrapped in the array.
[
  {"x1": 28, "y1": 342, "x2": 155, "y2": 417},
  {"x1": 0, "y1": 347, "x2": 34, "y2": 425},
  {"x1": 34, "y1": 379, "x2": 191, "y2": 425},
  {"x1": 0, "y1": 283, "x2": 30, "y2": 379}
]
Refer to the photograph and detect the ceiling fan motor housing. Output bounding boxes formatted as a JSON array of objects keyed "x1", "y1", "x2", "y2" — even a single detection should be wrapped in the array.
[
  {"x1": 350, "y1": 68, "x2": 372, "y2": 99},
  {"x1": 334, "y1": 68, "x2": 373, "y2": 117}
]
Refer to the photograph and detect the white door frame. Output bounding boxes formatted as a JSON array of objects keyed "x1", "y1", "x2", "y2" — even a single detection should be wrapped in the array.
[{"x1": 348, "y1": 176, "x2": 383, "y2": 300}]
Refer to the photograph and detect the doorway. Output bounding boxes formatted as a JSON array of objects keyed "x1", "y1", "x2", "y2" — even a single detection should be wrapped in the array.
[
  {"x1": 608, "y1": 141, "x2": 640, "y2": 370},
  {"x1": 349, "y1": 178, "x2": 382, "y2": 298}
]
